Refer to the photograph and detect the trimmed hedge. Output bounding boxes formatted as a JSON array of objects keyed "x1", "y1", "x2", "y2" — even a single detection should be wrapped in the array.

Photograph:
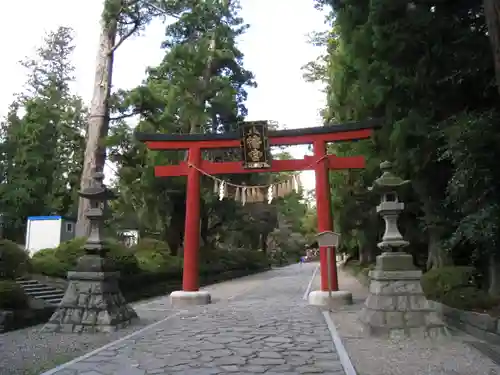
[
  {"x1": 30, "y1": 238, "x2": 271, "y2": 301},
  {"x1": 421, "y1": 266, "x2": 475, "y2": 299},
  {"x1": 133, "y1": 238, "x2": 170, "y2": 255},
  {"x1": 0, "y1": 240, "x2": 31, "y2": 279},
  {"x1": 31, "y1": 237, "x2": 141, "y2": 278},
  {"x1": 0, "y1": 280, "x2": 29, "y2": 310},
  {"x1": 421, "y1": 266, "x2": 498, "y2": 310}
]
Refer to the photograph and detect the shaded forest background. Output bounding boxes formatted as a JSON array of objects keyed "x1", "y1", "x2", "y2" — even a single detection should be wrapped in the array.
[
  {"x1": 304, "y1": 0, "x2": 500, "y2": 305},
  {"x1": 0, "y1": 1, "x2": 317, "y2": 269}
]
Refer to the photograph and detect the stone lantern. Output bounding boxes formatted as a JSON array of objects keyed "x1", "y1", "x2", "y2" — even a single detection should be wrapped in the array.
[
  {"x1": 74, "y1": 171, "x2": 116, "y2": 272},
  {"x1": 43, "y1": 170, "x2": 137, "y2": 333},
  {"x1": 360, "y1": 161, "x2": 446, "y2": 339},
  {"x1": 369, "y1": 160, "x2": 413, "y2": 270}
]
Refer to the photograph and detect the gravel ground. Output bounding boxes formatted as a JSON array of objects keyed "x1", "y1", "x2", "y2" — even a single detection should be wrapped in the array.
[
  {"x1": 330, "y1": 267, "x2": 500, "y2": 375},
  {"x1": 0, "y1": 269, "x2": 281, "y2": 375}
]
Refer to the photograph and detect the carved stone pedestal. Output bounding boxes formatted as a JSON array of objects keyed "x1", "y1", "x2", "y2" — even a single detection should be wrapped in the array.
[
  {"x1": 360, "y1": 252, "x2": 447, "y2": 339},
  {"x1": 43, "y1": 266, "x2": 137, "y2": 333}
]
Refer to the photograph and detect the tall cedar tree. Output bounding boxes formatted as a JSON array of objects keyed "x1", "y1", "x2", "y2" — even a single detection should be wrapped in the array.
[
  {"x1": 108, "y1": 0, "x2": 260, "y2": 254},
  {"x1": 0, "y1": 27, "x2": 86, "y2": 242},
  {"x1": 310, "y1": 1, "x2": 499, "y2": 277}
]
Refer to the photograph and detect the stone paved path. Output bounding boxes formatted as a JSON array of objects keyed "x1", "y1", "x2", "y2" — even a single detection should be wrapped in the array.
[{"x1": 44, "y1": 263, "x2": 345, "y2": 375}]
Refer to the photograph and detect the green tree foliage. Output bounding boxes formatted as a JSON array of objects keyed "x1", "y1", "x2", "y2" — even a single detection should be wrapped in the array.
[
  {"x1": 308, "y1": 1, "x2": 500, "y2": 296},
  {"x1": 107, "y1": 0, "x2": 308, "y2": 257},
  {"x1": 0, "y1": 4, "x2": 316, "y2": 290},
  {"x1": 0, "y1": 27, "x2": 86, "y2": 242}
]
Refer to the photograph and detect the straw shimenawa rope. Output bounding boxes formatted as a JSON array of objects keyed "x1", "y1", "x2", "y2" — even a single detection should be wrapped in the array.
[{"x1": 186, "y1": 154, "x2": 328, "y2": 189}]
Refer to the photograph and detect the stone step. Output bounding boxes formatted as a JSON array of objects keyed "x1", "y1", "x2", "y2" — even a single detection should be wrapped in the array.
[
  {"x1": 16, "y1": 279, "x2": 41, "y2": 286},
  {"x1": 31, "y1": 294, "x2": 64, "y2": 306},
  {"x1": 44, "y1": 298, "x2": 63, "y2": 306},
  {"x1": 22, "y1": 285, "x2": 55, "y2": 292},
  {"x1": 30, "y1": 291, "x2": 64, "y2": 299},
  {"x1": 15, "y1": 278, "x2": 64, "y2": 306},
  {"x1": 28, "y1": 289, "x2": 64, "y2": 297}
]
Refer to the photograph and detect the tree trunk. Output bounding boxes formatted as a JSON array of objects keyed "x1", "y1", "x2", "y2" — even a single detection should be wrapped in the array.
[
  {"x1": 166, "y1": 199, "x2": 185, "y2": 256},
  {"x1": 367, "y1": 245, "x2": 377, "y2": 263},
  {"x1": 426, "y1": 226, "x2": 452, "y2": 270},
  {"x1": 359, "y1": 245, "x2": 370, "y2": 265},
  {"x1": 260, "y1": 232, "x2": 268, "y2": 254},
  {"x1": 484, "y1": 0, "x2": 500, "y2": 96},
  {"x1": 488, "y1": 252, "x2": 500, "y2": 296},
  {"x1": 412, "y1": 179, "x2": 452, "y2": 270},
  {"x1": 200, "y1": 202, "x2": 209, "y2": 249},
  {"x1": 75, "y1": 16, "x2": 117, "y2": 237},
  {"x1": 250, "y1": 233, "x2": 260, "y2": 250}
]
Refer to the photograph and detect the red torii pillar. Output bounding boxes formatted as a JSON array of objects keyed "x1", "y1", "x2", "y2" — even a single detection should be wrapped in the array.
[
  {"x1": 137, "y1": 120, "x2": 379, "y2": 307},
  {"x1": 314, "y1": 140, "x2": 338, "y2": 292}
]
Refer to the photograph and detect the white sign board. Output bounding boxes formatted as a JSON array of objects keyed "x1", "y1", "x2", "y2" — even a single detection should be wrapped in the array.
[
  {"x1": 316, "y1": 231, "x2": 340, "y2": 247},
  {"x1": 316, "y1": 231, "x2": 341, "y2": 312}
]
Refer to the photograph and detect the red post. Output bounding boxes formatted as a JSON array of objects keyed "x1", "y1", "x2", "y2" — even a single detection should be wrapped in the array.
[
  {"x1": 183, "y1": 147, "x2": 201, "y2": 291},
  {"x1": 313, "y1": 140, "x2": 339, "y2": 291}
]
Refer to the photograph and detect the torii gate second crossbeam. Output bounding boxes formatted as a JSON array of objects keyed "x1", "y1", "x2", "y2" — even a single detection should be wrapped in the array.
[{"x1": 136, "y1": 119, "x2": 381, "y2": 307}]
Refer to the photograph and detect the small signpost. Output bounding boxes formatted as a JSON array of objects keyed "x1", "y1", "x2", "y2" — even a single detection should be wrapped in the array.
[{"x1": 316, "y1": 231, "x2": 341, "y2": 311}]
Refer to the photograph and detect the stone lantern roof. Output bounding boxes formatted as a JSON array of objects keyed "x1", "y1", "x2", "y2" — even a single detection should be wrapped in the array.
[
  {"x1": 369, "y1": 161, "x2": 410, "y2": 193},
  {"x1": 79, "y1": 171, "x2": 117, "y2": 201}
]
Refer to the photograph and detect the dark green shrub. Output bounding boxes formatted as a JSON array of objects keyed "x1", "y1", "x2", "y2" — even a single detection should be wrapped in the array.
[
  {"x1": 0, "y1": 280, "x2": 29, "y2": 309},
  {"x1": 421, "y1": 266, "x2": 475, "y2": 300},
  {"x1": 440, "y1": 286, "x2": 498, "y2": 311},
  {"x1": 31, "y1": 237, "x2": 140, "y2": 278},
  {"x1": 0, "y1": 240, "x2": 31, "y2": 279},
  {"x1": 236, "y1": 249, "x2": 269, "y2": 270},
  {"x1": 105, "y1": 239, "x2": 140, "y2": 276},
  {"x1": 32, "y1": 248, "x2": 57, "y2": 258},
  {"x1": 421, "y1": 266, "x2": 498, "y2": 311},
  {"x1": 31, "y1": 252, "x2": 68, "y2": 278},
  {"x1": 200, "y1": 247, "x2": 269, "y2": 275},
  {"x1": 53, "y1": 237, "x2": 87, "y2": 267},
  {"x1": 30, "y1": 236, "x2": 268, "y2": 301},
  {"x1": 132, "y1": 238, "x2": 170, "y2": 255},
  {"x1": 136, "y1": 251, "x2": 170, "y2": 273},
  {"x1": 268, "y1": 228, "x2": 307, "y2": 265},
  {"x1": 133, "y1": 239, "x2": 174, "y2": 274},
  {"x1": 121, "y1": 254, "x2": 182, "y2": 293}
]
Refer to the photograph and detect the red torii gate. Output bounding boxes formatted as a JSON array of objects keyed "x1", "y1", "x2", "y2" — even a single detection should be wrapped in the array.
[{"x1": 136, "y1": 119, "x2": 380, "y2": 306}]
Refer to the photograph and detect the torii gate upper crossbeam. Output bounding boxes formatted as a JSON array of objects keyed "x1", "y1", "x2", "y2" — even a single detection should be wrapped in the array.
[{"x1": 136, "y1": 119, "x2": 380, "y2": 149}]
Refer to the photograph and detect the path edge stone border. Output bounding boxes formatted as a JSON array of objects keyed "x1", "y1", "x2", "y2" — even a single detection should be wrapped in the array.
[
  {"x1": 322, "y1": 311, "x2": 358, "y2": 375},
  {"x1": 303, "y1": 264, "x2": 319, "y2": 300},
  {"x1": 305, "y1": 263, "x2": 358, "y2": 374},
  {"x1": 428, "y1": 300, "x2": 500, "y2": 345}
]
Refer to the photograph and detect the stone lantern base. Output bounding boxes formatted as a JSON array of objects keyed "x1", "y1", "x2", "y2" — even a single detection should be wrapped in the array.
[
  {"x1": 43, "y1": 268, "x2": 137, "y2": 333},
  {"x1": 359, "y1": 252, "x2": 448, "y2": 339}
]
